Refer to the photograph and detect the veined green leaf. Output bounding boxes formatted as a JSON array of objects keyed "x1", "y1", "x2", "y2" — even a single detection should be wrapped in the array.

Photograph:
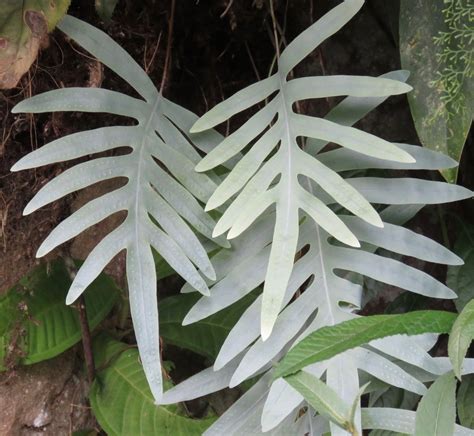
[
  {"x1": 159, "y1": 292, "x2": 257, "y2": 360},
  {"x1": 274, "y1": 311, "x2": 457, "y2": 378},
  {"x1": 414, "y1": 372, "x2": 456, "y2": 436},
  {"x1": 400, "y1": 0, "x2": 473, "y2": 183},
  {"x1": 90, "y1": 334, "x2": 215, "y2": 435},
  {"x1": 0, "y1": 260, "x2": 119, "y2": 369},
  {"x1": 449, "y1": 299, "x2": 474, "y2": 380}
]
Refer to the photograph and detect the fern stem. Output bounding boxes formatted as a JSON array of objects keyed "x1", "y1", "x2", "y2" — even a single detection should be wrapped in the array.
[
  {"x1": 160, "y1": 0, "x2": 176, "y2": 94},
  {"x1": 269, "y1": 0, "x2": 281, "y2": 58}
]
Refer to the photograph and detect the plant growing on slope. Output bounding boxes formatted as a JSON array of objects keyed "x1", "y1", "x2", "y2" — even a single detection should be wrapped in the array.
[
  {"x1": 161, "y1": 0, "x2": 474, "y2": 434},
  {"x1": 9, "y1": 0, "x2": 474, "y2": 434},
  {"x1": 10, "y1": 15, "x2": 228, "y2": 403}
]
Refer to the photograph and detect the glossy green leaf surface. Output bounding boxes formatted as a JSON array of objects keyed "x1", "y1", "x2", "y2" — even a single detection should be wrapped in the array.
[
  {"x1": 274, "y1": 311, "x2": 457, "y2": 378},
  {"x1": 0, "y1": 260, "x2": 119, "y2": 369},
  {"x1": 90, "y1": 334, "x2": 215, "y2": 436},
  {"x1": 159, "y1": 292, "x2": 257, "y2": 360}
]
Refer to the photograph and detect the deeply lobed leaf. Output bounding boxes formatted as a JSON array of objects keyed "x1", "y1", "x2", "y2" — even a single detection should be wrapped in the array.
[
  {"x1": 186, "y1": 0, "x2": 470, "y2": 340},
  {"x1": 11, "y1": 15, "x2": 223, "y2": 403}
]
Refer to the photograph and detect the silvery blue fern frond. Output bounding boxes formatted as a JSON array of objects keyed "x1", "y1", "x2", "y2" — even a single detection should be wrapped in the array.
[
  {"x1": 161, "y1": 54, "x2": 473, "y2": 436},
  {"x1": 163, "y1": 203, "x2": 474, "y2": 435},
  {"x1": 189, "y1": 0, "x2": 424, "y2": 338},
  {"x1": 10, "y1": 15, "x2": 225, "y2": 403}
]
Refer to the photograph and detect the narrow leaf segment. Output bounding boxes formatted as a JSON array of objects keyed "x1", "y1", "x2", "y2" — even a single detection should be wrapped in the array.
[{"x1": 274, "y1": 310, "x2": 457, "y2": 378}]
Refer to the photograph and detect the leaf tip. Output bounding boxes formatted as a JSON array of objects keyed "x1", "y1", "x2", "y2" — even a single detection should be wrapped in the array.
[
  {"x1": 35, "y1": 245, "x2": 48, "y2": 258},
  {"x1": 181, "y1": 314, "x2": 193, "y2": 326},
  {"x1": 23, "y1": 202, "x2": 36, "y2": 216},
  {"x1": 204, "y1": 267, "x2": 217, "y2": 282},
  {"x1": 10, "y1": 161, "x2": 23, "y2": 172},
  {"x1": 227, "y1": 226, "x2": 241, "y2": 240},
  {"x1": 211, "y1": 226, "x2": 226, "y2": 239},
  {"x1": 190, "y1": 119, "x2": 206, "y2": 134},
  {"x1": 11, "y1": 103, "x2": 23, "y2": 114},
  {"x1": 397, "y1": 69, "x2": 410, "y2": 81},
  {"x1": 399, "y1": 149, "x2": 416, "y2": 164},
  {"x1": 261, "y1": 319, "x2": 275, "y2": 342},
  {"x1": 194, "y1": 160, "x2": 209, "y2": 173},
  {"x1": 345, "y1": 235, "x2": 361, "y2": 248},
  {"x1": 450, "y1": 254, "x2": 464, "y2": 266},
  {"x1": 204, "y1": 198, "x2": 218, "y2": 212},
  {"x1": 65, "y1": 290, "x2": 79, "y2": 305},
  {"x1": 366, "y1": 213, "x2": 384, "y2": 229}
]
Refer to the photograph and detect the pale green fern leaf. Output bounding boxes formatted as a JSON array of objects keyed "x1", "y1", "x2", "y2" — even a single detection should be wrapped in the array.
[
  {"x1": 11, "y1": 15, "x2": 222, "y2": 403},
  {"x1": 162, "y1": 58, "x2": 472, "y2": 431},
  {"x1": 190, "y1": 0, "x2": 418, "y2": 338},
  {"x1": 164, "y1": 133, "x2": 471, "y2": 435}
]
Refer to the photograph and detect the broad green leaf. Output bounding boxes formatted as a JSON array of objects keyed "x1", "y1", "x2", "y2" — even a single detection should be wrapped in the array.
[
  {"x1": 0, "y1": 260, "x2": 119, "y2": 369},
  {"x1": 449, "y1": 299, "x2": 474, "y2": 380},
  {"x1": 458, "y1": 374, "x2": 474, "y2": 429},
  {"x1": 414, "y1": 372, "x2": 456, "y2": 436},
  {"x1": 274, "y1": 311, "x2": 457, "y2": 378},
  {"x1": 89, "y1": 334, "x2": 215, "y2": 436},
  {"x1": 285, "y1": 371, "x2": 352, "y2": 432},
  {"x1": 447, "y1": 225, "x2": 474, "y2": 312},
  {"x1": 159, "y1": 292, "x2": 257, "y2": 360},
  {"x1": 399, "y1": 0, "x2": 473, "y2": 183},
  {"x1": 0, "y1": 0, "x2": 70, "y2": 88}
]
